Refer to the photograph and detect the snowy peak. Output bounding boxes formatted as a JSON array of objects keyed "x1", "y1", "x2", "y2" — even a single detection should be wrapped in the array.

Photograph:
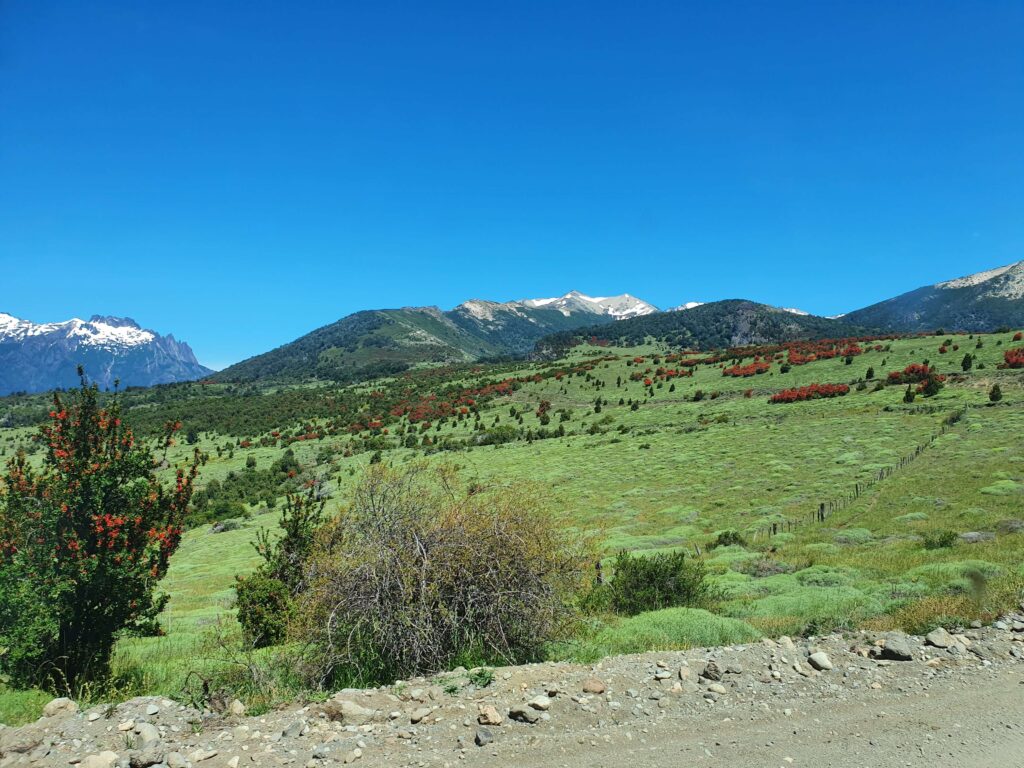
[
  {"x1": 520, "y1": 291, "x2": 658, "y2": 319},
  {"x1": 0, "y1": 313, "x2": 155, "y2": 349},
  {"x1": 669, "y1": 301, "x2": 705, "y2": 312},
  {"x1": 0, "y1": 312, "x2": 211, "y2": 395}
]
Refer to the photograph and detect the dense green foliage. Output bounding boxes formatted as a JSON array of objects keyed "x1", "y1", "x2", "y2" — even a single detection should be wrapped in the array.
[
  {"x1": 537, "y1": 300, "x2": 864, "y2": 353},
  {"x1": 0, "y1": 378, "x2": 199, "y2": 689},
  {"x1": 236, "y1": 485, "x2": 327, "y2": 647},
  {"x1": 607, "y1": 550, "x2": 717, "y2": 615}
]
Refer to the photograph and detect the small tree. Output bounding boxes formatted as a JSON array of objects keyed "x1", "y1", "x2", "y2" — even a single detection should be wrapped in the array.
[
  {"x1": 989, "y1": 384, "x2": 1002, "y2": 403},
  {"x1": 236, "y1": 482, "x2": 328, "y2": 648},
  {"x1": 0, "y1": 374, "x2": 199, "y2": 689},
  {"x1": 961, "y1": 353, "x2": 973, "y2": 372}
]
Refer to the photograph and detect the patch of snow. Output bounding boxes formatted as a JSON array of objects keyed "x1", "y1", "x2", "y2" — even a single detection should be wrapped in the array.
[
  {"x1": 0, "y1": 313, "x2": 155, "y2": 348},
  {"x1": 521, "y1": 291, "x2": 657, "y2": 319},
  {"x1": 779, "y1": 307, "x2": 810, "y2": 316},
  {"x1": 670, "y1": 301, "x2": 704, "y2": 312}
]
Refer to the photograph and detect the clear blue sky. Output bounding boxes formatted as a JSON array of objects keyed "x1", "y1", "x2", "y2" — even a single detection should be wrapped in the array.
[{"x1": 2, "y1": 1, "x2": 1022, "y2": 369}]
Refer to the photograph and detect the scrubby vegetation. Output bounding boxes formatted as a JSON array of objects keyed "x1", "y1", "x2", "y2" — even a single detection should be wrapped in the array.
[{"x1": 1, "y1": 329, "x2": 1023, "y2": 723}]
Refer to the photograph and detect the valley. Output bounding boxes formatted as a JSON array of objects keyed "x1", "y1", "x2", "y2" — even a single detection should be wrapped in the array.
[{"x1": 2, "y1": 325, "x2": 1022, "y2": 729}]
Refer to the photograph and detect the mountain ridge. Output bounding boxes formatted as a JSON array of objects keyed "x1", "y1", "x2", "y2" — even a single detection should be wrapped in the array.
[{"x1": 0, "y1": 312, "x2": 212, "y2": 396}]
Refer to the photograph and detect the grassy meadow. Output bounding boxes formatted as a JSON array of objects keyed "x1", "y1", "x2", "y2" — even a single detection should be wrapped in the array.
[{"x1": 1, "y1": 330, "x2": 1022, "y2": 721}]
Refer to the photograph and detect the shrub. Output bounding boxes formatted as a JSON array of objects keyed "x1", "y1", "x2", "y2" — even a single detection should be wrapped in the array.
[
  {"x1": 1002, "y1": 347, "x2": 1024, "y2": 368},
  {"x1": 294, "y1": 463, "x2": 590, "y2": 686},
  {"x1": 0, "y1": 376, "x2": 199, "y2": 690},
  {"x1": 712, "y1": 529, "x2": 747, "y2": 549},
  {"x1": 769, "y1": 383, "x2": 850, "y2": 404},
  {"x1": 989, "y1": 384, "x2": 1002, "y2": 403},
  {"x1": 235, "y1": 573, "x2": 291, "y2": 648},
  {"x1": 923, "y1": 530, "x2": 958, "y2": 550},
  {"x1": 607, "y1": 550, "x2": 717, "y2": 616},
  {"x1": 236, "y1": 484, "x2": 328, "y2": 648}
]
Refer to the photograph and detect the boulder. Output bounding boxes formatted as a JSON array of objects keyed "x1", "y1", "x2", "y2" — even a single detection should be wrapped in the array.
[
  {"x1": 925, "y1": 627, "x2": 956, "y2": 649},
  {"x1": 42, "y1": 697, "x2": 78, "y2": 719},
  {"x1": 808, "y1": 652, "x2": 833, "y2": 671},
  {"x1": 879, "y1": 634, "x2": 914, "y2": 661},
  {"x1": 323, "y1": 698, "x2": 377, "y2": 725}
]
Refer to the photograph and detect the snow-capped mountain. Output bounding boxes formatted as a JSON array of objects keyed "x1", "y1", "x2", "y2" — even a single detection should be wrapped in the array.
[
  {"x1": 844, "y1": 260, "x2": 1024, "y2": 332},
  {"x1": 669, "y1": 301, "x2": 705, "y2": 311},
  {"x1": 0, "y1": 313, "x2": 212, "y2": 395},
  {"x1": 219, "y1": 291, "x2": 658, "y2": 383},
  {"x1": 519, "y1": 291, "x2": 658, "y2": 319}
]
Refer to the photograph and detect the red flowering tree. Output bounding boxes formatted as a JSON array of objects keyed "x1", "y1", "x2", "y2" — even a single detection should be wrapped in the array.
[{"x1": 0, "y1": 375, "x2": 200, "y2": 690}]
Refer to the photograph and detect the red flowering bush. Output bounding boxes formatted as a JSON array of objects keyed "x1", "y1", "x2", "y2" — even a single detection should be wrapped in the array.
[
  {"x1": 0, "y1": 375, "x2": 200, "y2": 689},
  {"x1": 1013, "y1": 332, "x2": 1023, "y2": 342},
  {"x1": 887, "y1": 363, "x2": 934, "y2": 384},
  {"x1": 722, "y1": 361, "x2": 771, "y2": 377},
  {"x1": 1000, "y1": 346, "x2": 1024, "y2": 368},
  {"x1": 769, "y1": 383, "x2": 850, "y2": 403}
]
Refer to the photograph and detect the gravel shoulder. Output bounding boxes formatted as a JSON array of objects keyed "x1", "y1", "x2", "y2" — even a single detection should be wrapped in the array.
[{"x1": 3, "y1": 615, "x2": 1024, "y2": 768}]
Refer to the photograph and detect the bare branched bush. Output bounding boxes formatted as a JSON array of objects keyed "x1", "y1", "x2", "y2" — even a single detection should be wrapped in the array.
[{"x1": 293, "y1": 462, "x2": 590, "y2": 687}]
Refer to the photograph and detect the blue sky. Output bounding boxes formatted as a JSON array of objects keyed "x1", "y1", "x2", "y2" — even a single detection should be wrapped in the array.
[{"x1": 1, "y1": 1, "x2": 1022, "y2": 369}]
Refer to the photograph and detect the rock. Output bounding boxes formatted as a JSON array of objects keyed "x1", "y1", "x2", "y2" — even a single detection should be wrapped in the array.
[
  {"x1": 926, "y1": 627, "x2": 956, "y2": 649},
  {"x1": 187, "y1": 749, "x2": 218, "y2": 762},
  {"x1": 477, "y1": 705, "x2": 503, "y2": 726},
  {"x1": 508, "y1": 705, "x2": 541, "y2": 724},
  {"x1": 0, "y1": 727, "x2": 42, "y2": 755},
  {"x1": 42, "y1": 697, "x2": 78, "y2": 718},
  {"x1": 700, "y1": 660, "x2": 722, "y2": 681},
  {"x1": 135, "y1": 722, "x2": 161, "y2": 749},
  {"x1": 959, "y1": 531, "x2": 995, "y2": 544},
  {"x1": 779, "y1": 636, "x2": 796, "y2": 652},
  {"x1": 474, "y1": 728, "x2": 494, "y2": 747},
  {"x1": 165, "y1": 753, "x2": 187, "y2": 768},
  {"x1": 227, "y1": 699, "x2": 246, "y2": 717},
  {"x1": 581, "y1": 678, "x2": 606, "y2": 694},
  {"x1": 128, "y1": 749, "x2": 165, "y2": 768},
  {"x1": 80, "y1": 753, "x2": 120, "y2": 768},
  {"x1": 323, "y1": 698, "x2": 377, "y2": 725},
  {"x1": 527, "y1": 695, "x2": 552, "y2": 711},
  {"x1": 409, "y1": 707, "x2": 432, "y2": 724},
  {"x1": 283, "y1": 719, "x2": 306, "y2": 738},
  {"x1": 808, "y1": 652, "x2": 833, "y2": 671},
  {"x1": 144, "y1": 703, "x2": 160, "y2": 716},
  {"x1": 706, "y1": 683, "x2": 727, "y2": 695},
  {"x1": 879, "y1": 634, "x2": 914, "y2": 661}
]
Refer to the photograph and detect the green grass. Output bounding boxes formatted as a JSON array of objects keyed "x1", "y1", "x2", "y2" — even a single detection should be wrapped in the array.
[
  {"x1": 2, "y1": 330, "x2": 1023, "y2": 723},
  {"x1": 0, "y1": 686, "x2": 51, "y2": 726},
  {"x1": 576, "y1": 608, "x2": 762, "y2": 660}
]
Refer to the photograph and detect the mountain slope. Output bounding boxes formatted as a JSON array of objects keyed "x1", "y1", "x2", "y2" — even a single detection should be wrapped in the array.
[
  {"x1": 536, "y1": 299, "x2": 865, "y2": 354},
  {"x1": 215, "y1": 292, "x2": 654, "y2": 383},
  {"x1": 844, "y1": 260, "x2": 1024, "y2": 332},
  {"x1": 0, "y1": 313, "x2": 211, "y2": 395}
]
